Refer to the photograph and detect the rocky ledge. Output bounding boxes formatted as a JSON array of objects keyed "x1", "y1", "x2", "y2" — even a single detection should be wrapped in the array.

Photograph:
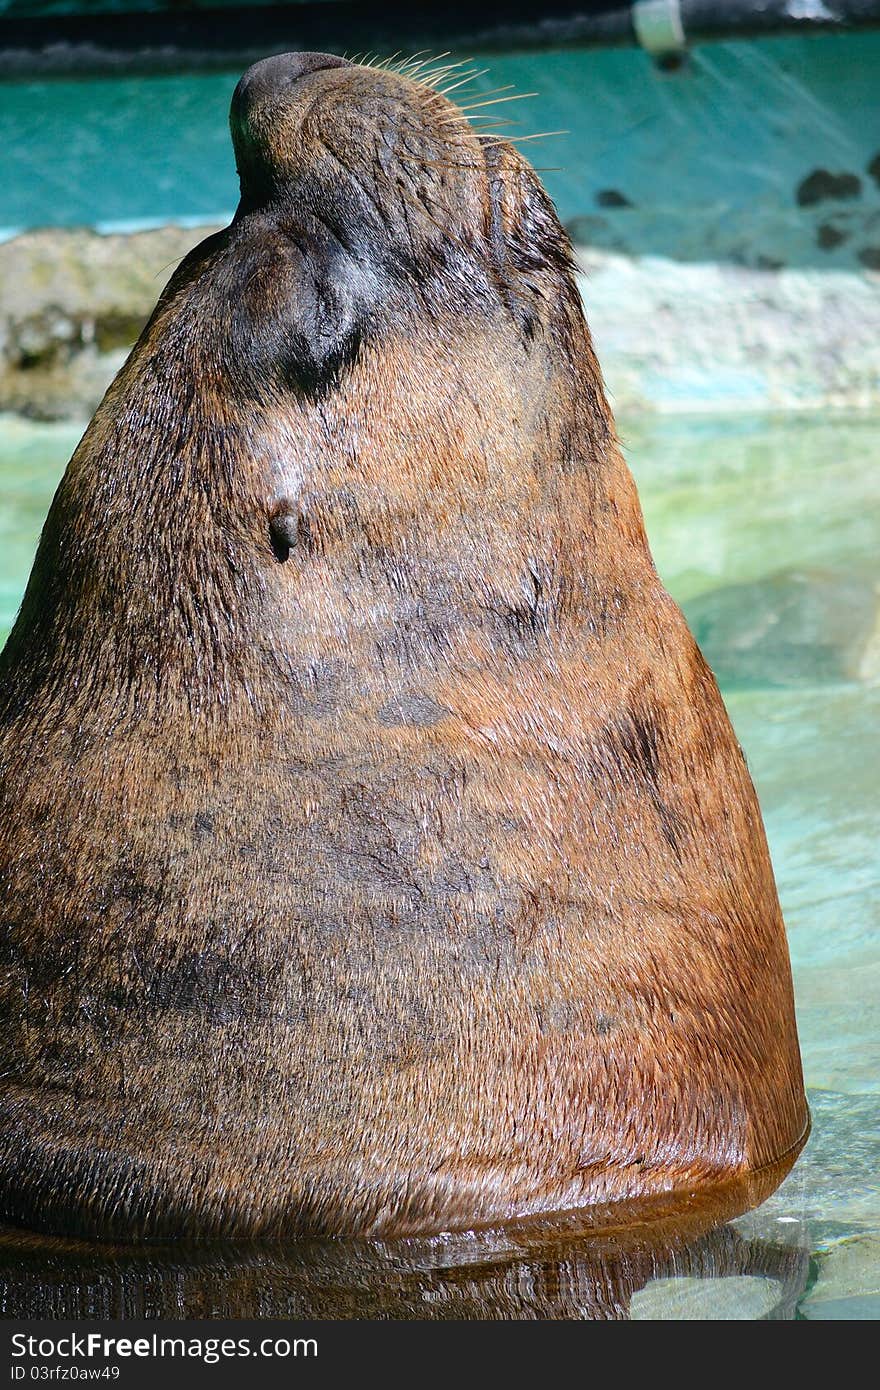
[
  {"x1": 0, "y1": 224, "x2": 222, "y2": 420},
  {"x1": 2, "y1": 225, "x2": 880, "y2": 420}
]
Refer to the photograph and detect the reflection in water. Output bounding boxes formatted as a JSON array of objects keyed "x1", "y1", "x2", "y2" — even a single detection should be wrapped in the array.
[{"x1": 0, "y1": 1156, "x2": 810, "y2": 1320}]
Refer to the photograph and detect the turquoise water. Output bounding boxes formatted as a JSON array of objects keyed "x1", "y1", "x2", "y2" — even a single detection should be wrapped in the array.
[
  {"x1": 0, "y1": 408, "x2": 877, "y2": 1317},
  {"x1": 3, "y1": 33, "x2": 880, "y2": 269}
]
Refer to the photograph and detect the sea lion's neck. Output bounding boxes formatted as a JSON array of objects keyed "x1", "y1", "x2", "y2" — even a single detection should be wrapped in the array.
[{"x1": 0, "y1": 249, "x2": 647, "y2": 741}]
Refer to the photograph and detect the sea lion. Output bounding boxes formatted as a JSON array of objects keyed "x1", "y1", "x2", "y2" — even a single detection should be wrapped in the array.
[{"x1": 0, "y1": 51, "x2": 808, "y2": 1240}]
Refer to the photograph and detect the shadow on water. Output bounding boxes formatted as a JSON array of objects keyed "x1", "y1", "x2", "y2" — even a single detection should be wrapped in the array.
[{"x1": 0, "y1": 1152, "x2": 811, "y2": 1320}]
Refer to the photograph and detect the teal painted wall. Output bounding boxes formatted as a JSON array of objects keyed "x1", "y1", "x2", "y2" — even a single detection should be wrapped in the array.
[{"x1": 2, "y1": 31, "x2": 879, "y2": 268}]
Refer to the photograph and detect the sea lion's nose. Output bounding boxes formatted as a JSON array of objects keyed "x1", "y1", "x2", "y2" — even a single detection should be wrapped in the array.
[
  {"x1": 281, "y1": 52, "x2": 352, "y2": 81},
  {"x1": 233, "y1": 51, "x2": 351, "y2": 110}
]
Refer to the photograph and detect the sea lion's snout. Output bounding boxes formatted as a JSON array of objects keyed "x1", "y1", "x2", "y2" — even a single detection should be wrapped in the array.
[
  {"x1": 229, "y1": 49, "x2": 484, "y2": 228},
  {"x1": 230, "y1": 51, "x2": 351, "y2": 200},
  {"x1": 235, "y1": 50, "x2": 351, "y2": 102}
]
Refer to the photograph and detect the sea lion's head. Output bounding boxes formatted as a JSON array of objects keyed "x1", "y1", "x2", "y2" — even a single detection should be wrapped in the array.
[
  {"x1": 1, "y1": 51, "x2": 625, "y2": 720},
  {"x1": 223, "y1": 50, "x2": 599, "y2": 409}
]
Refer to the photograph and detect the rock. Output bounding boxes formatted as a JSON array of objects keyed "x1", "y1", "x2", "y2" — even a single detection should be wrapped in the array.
[
  {"x1": 3, "y1": 230, "x2": 880, "y2": 419},
  {"x1": 575, "y1": 250, "x2": 880, "y2": 416},
  {"x1": 0, "y1": 224, "x2": 220, "y2": 420},
  {"x1": 802, "y1": 1234, "x2": 880, "y2": 1314},
  {"x1": 630, "y1": 1275, "x2": 783, "y2": 1320},
  {"x1": 683, "y1": 568, "x2": 880, "y2": 688},
  {"x1": 802, "y1": 1294, "x2": 880, "y2": 1318}
]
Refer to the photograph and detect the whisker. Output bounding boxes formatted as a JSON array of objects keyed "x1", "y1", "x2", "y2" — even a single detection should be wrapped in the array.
[
  {"x1": 154, "y1": 255, "x2": 186, "y2": 277},
  {"x1": 400, "y1": 53, "x2": 466, "y2": 83},
  {"x1": 408, "y1": 53, "x2": 458, "y2": 76},
  {"x1": 407, "y1": 51, "x2": 450, "y2": 69},
  {"x1": 413, "y1": 57, "x2": 480, "y2": 86},
  {"x1": 419, "y1": 58, "x2": 470, "y2": 74},
  {"x1": 419, "y1": 64, "x2": 478, "y2": 89},
  {"x1": 507, "y1": 130, "x2": 568, "y2": 142},
  {"x1": 388, "y1": 50, "x2": 430, "y2": 74},
  {"x1": 398, "y1": 150, "x2": 564, "y2": 174},
  {"x1": 453, "y1": 92, "x2": 538, "y2": 112},
  {"x1": 429, "y1": 68, "x2": 484, "y2": 92},
  {"x1": 482, "y1": 130, "x2": 568, "y2": 145},
  {"x1": 398, "y1": 154, "x2": 484, "y2": 171},
  {"x1": 463, "y1": 117, "x2": 518, "y2": 128},
  {"x1": 440, "y1": 84, "x2": 516, "y2": 106},
  {"x1": 436, "y1": 69, "x2": 491, "y2": 96},
  {"x1": 400, "y1": 134, "x2": 489, "y2": 153}
]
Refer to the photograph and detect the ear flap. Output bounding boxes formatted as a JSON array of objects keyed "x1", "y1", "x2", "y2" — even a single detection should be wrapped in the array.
[
  {"x1": 482, "y1": 141, "x2": 577, "y2": 339},
  {"x1": 284, "y1": 220, "x2": 374, "y2": 397},
  {"x1": 226, "y1": 209, "x2": 380, "y2": 402}
]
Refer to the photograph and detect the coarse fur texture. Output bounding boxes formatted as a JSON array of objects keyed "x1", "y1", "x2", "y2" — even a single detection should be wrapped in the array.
[{"x1": 0, "y1": 52, "x2": 808, "y2": 1239}]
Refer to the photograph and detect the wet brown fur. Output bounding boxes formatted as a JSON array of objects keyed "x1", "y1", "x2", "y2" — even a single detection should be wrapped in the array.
[
  {"x1": 0, "y1": 1152, "x2": 808, "y2": 1317},
  {"x1": 0, "y1": 54, "x2": 807, "y2": 1239}
]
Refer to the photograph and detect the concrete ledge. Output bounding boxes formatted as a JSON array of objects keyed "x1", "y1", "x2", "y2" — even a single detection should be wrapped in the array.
[{"x1": 0, "y1": 224, "x2": 221, "y2": 419}]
